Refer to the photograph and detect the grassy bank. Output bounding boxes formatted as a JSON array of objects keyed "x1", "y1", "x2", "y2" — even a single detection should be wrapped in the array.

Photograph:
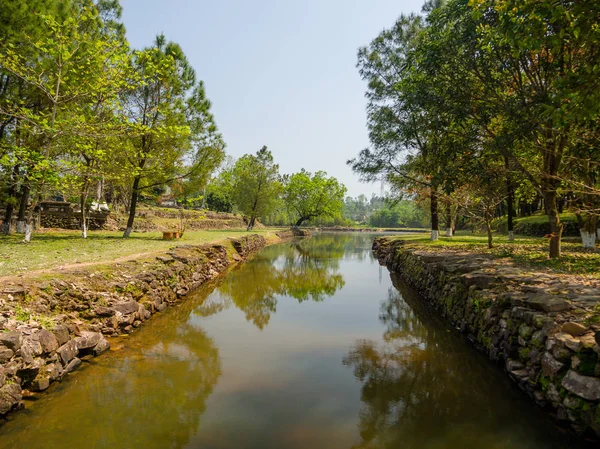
[
  {"x1": 392, "y1": 232, "x2": 600, "y2": 277},
  {"x1": 0, "y1": 229, "x2": 284, "y2": 277}
]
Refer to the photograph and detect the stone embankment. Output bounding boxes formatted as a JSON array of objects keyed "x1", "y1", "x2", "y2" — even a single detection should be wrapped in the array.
[
  {"x1": 0, "y1": 234, "x2": 269, "y2": 418},
  {"x1": 373, "y1": 237, "x2": 600, "y2": 441}
]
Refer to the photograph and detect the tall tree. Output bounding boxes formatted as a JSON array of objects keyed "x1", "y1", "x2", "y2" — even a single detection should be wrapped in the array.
[
  {"x1": 283, "y1": 169, "x2": 347, "y2": 227},
  {"x1": 121, "y1": 35, "x2": 222, "y2": 237},
  {"x1": 0, "y1": 3, "x2": 132, "y2": 241},
  {"x1": 232, "y1": 146, "x2": 282, "y2": 230}
]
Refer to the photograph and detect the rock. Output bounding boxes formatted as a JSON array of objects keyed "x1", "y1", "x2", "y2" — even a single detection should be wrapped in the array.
[
  {"x1": 506, "y1": 359, "x2": 524, "y2": 372},
  {"x1": 555, "y1": 332, "x2": 582, "y2": 352},
  {"x1": 563, "y1": 395, "x2": 582, "y2": 410},
  {"x1": 112, "y1": 300, "x2": 139, "y2": 315},
  {"x1": 42, "y1": 362, "x2": 62, "y2": 381},
  {"x1": 580, "y1": 333, "x2": 597, "y2": 350},
  {"x1": 156, "y1": 302, "x2": 167, "y2": 312},
  {"x1": 561, "y1": 322, "x2": 587, "y2": 337},
  {"x1": 64, "y1": 357, "x2": 82, "y2": 374},
  {"x1": 561, "y1": 370, "x2": 600, "y2": 401},
  {"x1": 596, "y1": 331, "x2": 600, "y2": 347},
  {"x1": 0, "y1": 367, "x2": 5, "y2": 386},
  {"x1": 0, "y1": 331, "x2": 22, "y2": 351},
  {"x1": 156, "y1": 255, "x2": 174, "y2": 263},
  {"x1": 2, "y1": 286, "x2": 25, "y2": 295},
  {"x1": 0, "y1": 383, "x2": 22, "y2": 415},
  {"x1": 0, "y1": 345, "x2": 13, "y2": 363},
  {"x1": 3, "y1": 360, "x2": 20, "y2": 378},
  {"x1": 519, "y1": 324, "x2": 534, "y2": 340},
  {"x1": 461, "y1": 272, "x2": 498, "y2": 289},
  {"x1": 20, "y1": 337, "x2": 43, "y2": 363},
  {"x1": 92, "y1": 339, "x2": 110, "y2": 356},
  {"x1": 541, "y1": 352, "x2": 564, "y2": 377},
  {"x1": 533, "y1": 314, "x2": 553, "y2": 329},
  {"x1": 74, "y1": 331, "x2": 102, "y2": 351},
  {"x1": 37, "y1": 329, "x2": 58, "y2": 354},
  {"x1": 29, "y1": 373, "x2": 50, "y2": 392},
  {"x1": 94, "y1": 306, "x2": 115, "y2": 317},
  {"x1": 57, "y1": 340, "x2": 77, "y2": 365},
  {"x1": 527, "y1": 294, "x2": 570, "y2": 313},
  {"x1": 547, "y1": 383, "x2": 561, "y2": 404},
  {"x1": 52, "y1": 325, "x2": 70, "y2": 346}
]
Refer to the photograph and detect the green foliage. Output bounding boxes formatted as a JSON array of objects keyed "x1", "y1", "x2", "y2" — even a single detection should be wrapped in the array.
[
  {"x1": 14, "y1": 304, "x2": 31, "y2": 322},
  {"x1": 231, "y1": 146, "x2": 282, "y2": 229},
  {"x1": 369, "y1": 200, "x2": 428, "y2": 228},
  {"x1": 283, "y1": 169, "x2": 347, "y2": 226},
  {"x1": 350, "y1": 0, "x2": 600, "y2": 257}
]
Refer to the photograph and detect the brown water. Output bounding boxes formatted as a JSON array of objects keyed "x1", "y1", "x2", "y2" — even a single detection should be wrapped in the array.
[{"x1": 0, "y1": 233, "x2": 590, "y2": 449}]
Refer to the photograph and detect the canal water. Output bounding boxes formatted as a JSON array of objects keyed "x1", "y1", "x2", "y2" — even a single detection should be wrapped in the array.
[{"x1": 0, "y1": 233, "x2": 589, "y2": 448}]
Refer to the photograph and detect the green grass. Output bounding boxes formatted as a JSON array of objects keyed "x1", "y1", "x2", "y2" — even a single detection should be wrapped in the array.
[
  {"x1": 392, "y1": 231, "x2": 600, "y2": 277},
  {"x1": 0, "y1": 228, "x2": 283, "y2": 277}
]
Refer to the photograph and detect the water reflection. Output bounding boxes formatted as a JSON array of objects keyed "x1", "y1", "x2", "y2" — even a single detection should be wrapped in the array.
[
  {"x1": 0, "y1": 282, "x2": 222, "y2": 449},
  {"x1": 0, "y1": 234, "x2": 587, "y2": 449},
  {"x1": 343, "y1": 273, "x2": 585, "y2": 449},
  {"x1": 214, "y1": 239, "x2": 346, "y2": 329}
]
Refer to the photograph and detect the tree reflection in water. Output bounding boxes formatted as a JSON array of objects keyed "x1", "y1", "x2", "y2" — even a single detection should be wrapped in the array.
[
  {"x1": 344, "y1": 273, "x2": 579, "y2": 449},
  {"x1": 0, "y1": 285, "x2": 222, "y2": 449},
  {"x1": 216, "y1": 236, "x2": 348, "y2": 329}
]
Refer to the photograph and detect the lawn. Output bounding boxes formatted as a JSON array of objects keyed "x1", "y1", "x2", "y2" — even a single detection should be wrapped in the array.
[
  {"x1": 0, "y1": 228, "x2": 283, "y2": 277},
  {"x1": 393, "y1": 231, "x2": 600, "y2": 277}
]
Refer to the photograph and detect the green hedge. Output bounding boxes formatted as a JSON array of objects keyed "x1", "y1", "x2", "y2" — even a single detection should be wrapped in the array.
[{"x1": 495, "y1": 213, "x2": 581, "y2": 237}]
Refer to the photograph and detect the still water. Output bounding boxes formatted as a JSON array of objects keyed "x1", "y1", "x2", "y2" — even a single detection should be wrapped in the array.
[{"x1": 0, "y1": 234, "x2": 588, "y2": 449}]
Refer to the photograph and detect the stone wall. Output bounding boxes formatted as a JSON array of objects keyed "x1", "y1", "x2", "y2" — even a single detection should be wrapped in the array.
[
  {"x1": 373, "y1": 237, "x2": 600, "y2": 441},
  {"x1": 0, "y1": 234, "x2": 268, "y2": 418},
  {"x1": 40, "y1": 214, "x2": 107, "y2": 230}
]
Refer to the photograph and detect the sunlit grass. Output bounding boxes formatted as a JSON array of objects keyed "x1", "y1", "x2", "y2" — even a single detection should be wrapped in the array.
[
  {"x1": 0, "y1": 229, "x2": 283, "y2": 277},
  {"x1": 393, "y1": 231, "x2": 600, "y2": 277}
]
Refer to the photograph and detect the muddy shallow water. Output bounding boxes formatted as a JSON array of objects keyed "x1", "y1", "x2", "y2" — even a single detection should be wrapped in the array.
[{"x1": 0, "y1": 234, "x2": 590, "y2": 449}]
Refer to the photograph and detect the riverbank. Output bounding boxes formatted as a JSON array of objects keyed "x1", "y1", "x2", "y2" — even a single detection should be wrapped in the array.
[
  {"x1": 0, "y1": 232, "x2": 290, "y2": 418},
  {"x1": 0, "y1": 229, "x2": 285, "y2": 278},
  {"x1": 373, "y1": 236, "x2": 600, "y2": 441}
]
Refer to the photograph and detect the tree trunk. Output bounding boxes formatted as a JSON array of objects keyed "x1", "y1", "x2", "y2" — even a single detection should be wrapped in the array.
[
  {"x1": 3, "y1": 164, "x2": 20, "y2": 235},
  {"x1": 430, "y1": 188, "x2": 439, "y2": 241},
  {"x1": 578, "y1": 215, "x2": 597, "y2": 249},
  {"x1": 2, "y1": 204, "x2": 12, "y2": 235},
  {"x1": 23, "y1": 192, "x2": 40, "y2": 243},
  {"x1": 246, "y1": 216, "x2": 255, "y2": 231},
  {"x1": 81, "y1": 192, "x2": 88, "y2": 239},
  {"x1": 506, "y1": 168, "x2": 515, "y2": 242},
  {"x1": 16, "y1": 183, "x2": 29, "y2": 233},
  {"x1": 124, "y1": 175, "x2": 141, "y2": 238},
  {"x1": 485, "y1": 210, "x2": 493, "y2": 249},
  {"x1": 445, "y1": 197, "x2": 453, "y2": 237},
  {"x1": 295, "y1": 216, "x2": 307, "y2": 227},
  {"x1": 544, "y1": 190, "x2": 563, "y2": 258}
]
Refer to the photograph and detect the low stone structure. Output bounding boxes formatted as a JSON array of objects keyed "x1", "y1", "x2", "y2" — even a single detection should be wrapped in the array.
[
  {"x1": 0, "y1": 234, "x2": 268, "y2": 418},
  {"x1": 373, "y1": 236, "x2": 600, "y2": 441},
  {"x1": 39, "y1": 201, "x2": 109, "y2": 230}
]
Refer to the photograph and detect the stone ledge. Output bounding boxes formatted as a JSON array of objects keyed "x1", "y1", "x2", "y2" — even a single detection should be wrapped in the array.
[
  {"x1": 373, "y1": 236, "x2": 600, "y2": 441},
  {"x1": 0, "y1": 234, "x2": 271, "y2": 419}
]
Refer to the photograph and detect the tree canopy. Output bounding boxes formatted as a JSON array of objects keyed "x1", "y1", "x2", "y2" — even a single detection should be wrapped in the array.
[
  {"x1": 283, "y1": 169, "x2": 347, "y2": 227},
  {"x1": 350, "y1": 0, "x2": 600, "y2": 256}
]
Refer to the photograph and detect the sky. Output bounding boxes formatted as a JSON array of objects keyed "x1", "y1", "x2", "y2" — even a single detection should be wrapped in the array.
[{"x1": 120, "y1": 0, "x2": 425, "y2": 197}]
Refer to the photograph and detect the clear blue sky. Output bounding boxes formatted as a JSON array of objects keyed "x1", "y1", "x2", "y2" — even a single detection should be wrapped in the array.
[{"x1": 120, "y1": 0, "x2": 425, "y2": 197}]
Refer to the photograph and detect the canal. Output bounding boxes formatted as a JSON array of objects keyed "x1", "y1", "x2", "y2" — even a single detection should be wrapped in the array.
[{"x1": 0, "y1": 233, "x2": 589, "y2": 448}]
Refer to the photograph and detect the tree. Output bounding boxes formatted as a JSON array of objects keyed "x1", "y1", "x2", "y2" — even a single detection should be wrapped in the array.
[
  {"x1": 231, "y1": 146, "x2": 282, "y2": 230},
  {"x1": 0, "y1": 3, "x2": 132, "y2": 241},
  {"x1": 121, "y1": 35, "x2": 222, "y2": 237},
  {"x1": 283, "y1": 169, "x2": 346, "y2": 227}
]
